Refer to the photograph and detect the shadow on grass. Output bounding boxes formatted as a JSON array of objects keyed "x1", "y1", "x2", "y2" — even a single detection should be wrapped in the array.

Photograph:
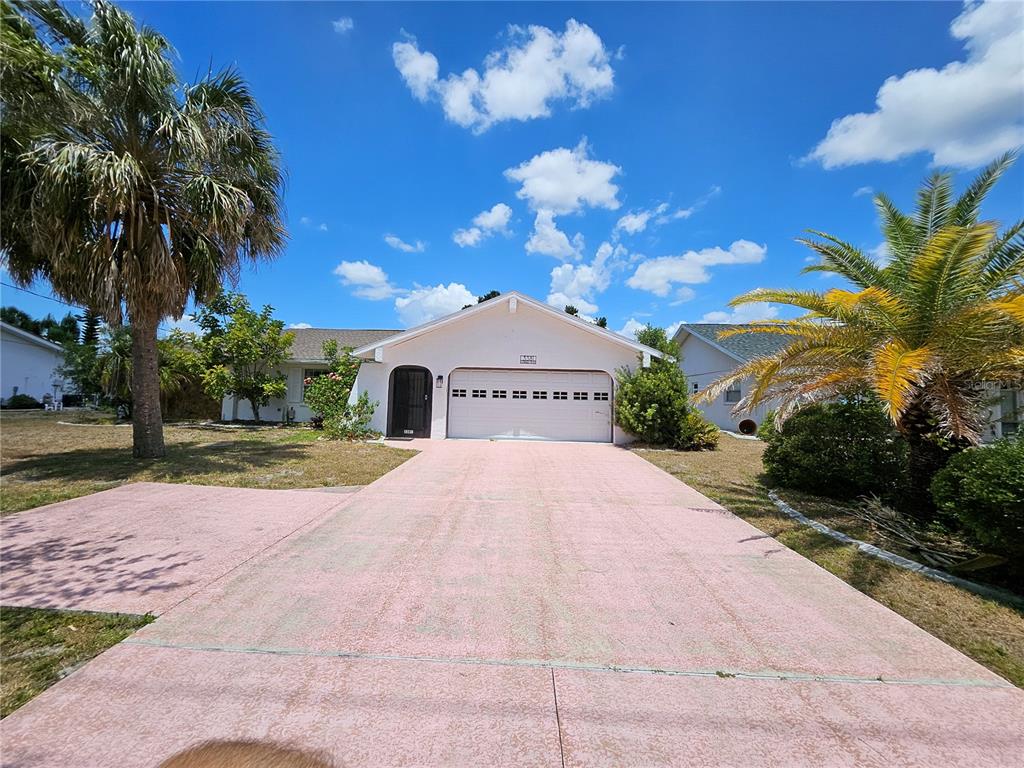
[{"x1": 3, "y1": 440, "x2": 308, "y2": 484}]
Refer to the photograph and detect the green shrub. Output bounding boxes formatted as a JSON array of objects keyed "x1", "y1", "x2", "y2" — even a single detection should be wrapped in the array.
[
  {"x1": 323, "y1": 391, "x2": 378, "y2": 440},
  {"x1": 760, "y1": 400, "x2": 906, "y2": 500},
  {"x1": 614, "y1": 324, "x2": 714, "y2": 450},
  {"x1": 931, "y1": 437, "x2": 1024, "y2": 561},
  {"x1": 3, "y1": 394, "x2": 42, "y2": 409},
  {"x1": 677, "y1": 411, "x2": 719, "y2": 450}
]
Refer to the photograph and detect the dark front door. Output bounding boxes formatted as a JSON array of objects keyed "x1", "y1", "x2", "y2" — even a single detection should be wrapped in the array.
[{"x1": 389, "y1": 367, "x2": 432, "y2": 438}]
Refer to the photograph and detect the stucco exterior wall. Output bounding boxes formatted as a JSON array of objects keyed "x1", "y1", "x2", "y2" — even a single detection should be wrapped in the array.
[
  {"x1": 351, "y1": 301, "x2": 643, "y2": 443},
  {"x1": 220, "y1": 362, "x2": 330, "y2": 422},
  {"x1": 678, "y1": 334, "x2": 771, "y2": 433},
  {"x1": 1, "y1": 329, "x2": 66, "y2": 403}
]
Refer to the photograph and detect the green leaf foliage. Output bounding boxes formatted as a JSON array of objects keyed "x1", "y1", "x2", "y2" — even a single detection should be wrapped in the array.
[
  {"x1": 192, "y1": 291, "x2": 293, "y2": 422},
  {"x1": 759, "y1": 400, "x2": 907, "y2": 501},
  {"x1": 931, "y1": 437, "x2": 1024, "y2": 566},
  {"x1": 615, "y1": 325, "x2": 717, "y2": 450}
]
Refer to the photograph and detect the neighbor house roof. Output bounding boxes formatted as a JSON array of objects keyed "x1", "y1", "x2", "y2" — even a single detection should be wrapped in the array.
[
  {"x1": 0, "y1": 320, "x2": 65, "y2": 353},
  {"x1": 289, "y1": 328, "x2": 402, "y2": 362},
  {"x1": 350, "y1": 291, "x2": 665, "y2": 360},
  {"x1": 673, "y1": 323, "x2": 792, "y2": 363}
]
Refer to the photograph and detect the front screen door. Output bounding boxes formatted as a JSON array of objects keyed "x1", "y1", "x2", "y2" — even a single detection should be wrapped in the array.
[{"x1": 389, "y1": 367, "x2": 432, "y2": 438}]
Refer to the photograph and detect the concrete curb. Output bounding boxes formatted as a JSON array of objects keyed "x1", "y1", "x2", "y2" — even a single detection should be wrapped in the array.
[{"x1": 767, "y1": 490, "x2": 1024, "y2": 610}]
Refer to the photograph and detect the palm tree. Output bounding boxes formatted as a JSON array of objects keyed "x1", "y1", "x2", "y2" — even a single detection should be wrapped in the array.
[
  {"x1": 1, "y1": 0, "x2": 285, "y2": 457},
  {"x1": 698, "y1": 154, "x2": 1023, "y2": 509}
]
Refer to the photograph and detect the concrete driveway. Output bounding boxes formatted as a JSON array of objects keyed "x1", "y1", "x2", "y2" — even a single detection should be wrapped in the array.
[{"x1": 2, "y1": 441, "x2": 1021, "y2": 766}]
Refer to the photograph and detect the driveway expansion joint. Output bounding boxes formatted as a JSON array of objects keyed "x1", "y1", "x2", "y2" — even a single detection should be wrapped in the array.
[{"x1": 122, "y1": 638, "x2": 1013, "y2": 690}]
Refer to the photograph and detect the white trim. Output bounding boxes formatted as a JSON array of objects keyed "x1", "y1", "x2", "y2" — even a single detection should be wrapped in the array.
[
  {"x1": 0, "y1": 320, "x2": 65, "y2": 353},
  {"x1": 352, "y1": 291, "x2": 664, "y2": 360}
]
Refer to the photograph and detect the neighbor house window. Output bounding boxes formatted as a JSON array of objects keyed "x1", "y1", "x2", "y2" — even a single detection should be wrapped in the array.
[
  {"x1": 573, "y1": 392, "x2": 588, "y2": 401},
  {"x1": 492, "y1": 390, "x2": 507, "y2": 399},
  {"x1": 553, "y1": 391, "x2": 568, "y2": 400},
  {"x1": 692, "y1": 382, "x2": 699, "y2": 394},
  {"x1": 302, "y1": 368, "x2": 328, "y2": 401},
  {"x1": 512, "y1": 390, "x2": 527, "y2": 399},
  {"x1": 532, "y1": 391, "x2": 548, "y2": 399},
  {"x1": 452, "y1": 389, "x2": 467, "y2": 398},
  {"x1": 1001, "y1": 387, "x2": 1020, "y2": 436},
  {"x1": 725, "y1": 382, "x2": 741, "y2": 403},
  {"x1": 594, "y1": 392, "x2": 609, "y2": 401},
  {"x1": 472, "y1": 389, "x2": 487, "y2": 398}
]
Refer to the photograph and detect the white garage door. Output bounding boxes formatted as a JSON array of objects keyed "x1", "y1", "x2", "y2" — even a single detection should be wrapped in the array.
[{"x1": 448, "y1": 369, "x2": 613, "y2": 442}]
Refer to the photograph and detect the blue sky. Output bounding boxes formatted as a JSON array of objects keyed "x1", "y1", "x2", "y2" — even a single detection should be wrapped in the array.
[{"x1": 3, "y1": 1, "x2": 1022, "y2": 337}]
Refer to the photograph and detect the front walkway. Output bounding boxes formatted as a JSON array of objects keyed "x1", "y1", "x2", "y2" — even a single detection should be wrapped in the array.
[{"x1": 2, "y1": 441, "x2": 1021, "y2": 766}]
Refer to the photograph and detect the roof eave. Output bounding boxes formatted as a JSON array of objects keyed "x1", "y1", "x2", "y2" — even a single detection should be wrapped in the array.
[{"x1": 351, "y1": 291, "x2": 664, "y2": 359}]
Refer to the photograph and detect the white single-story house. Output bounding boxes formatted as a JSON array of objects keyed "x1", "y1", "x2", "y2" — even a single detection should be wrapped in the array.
[
  {"x1": 224, "y1": 291, "x2": 662, "y2": 443},
  {"x1": 220, "y1": 327, "x2": 401, "y2": 423},
  {"x1": 674, "y1": 322, "x2": 1021, "y2": 441},
  {"x1": 0, "y1": 320, "x2": 68, "y2": 404}
]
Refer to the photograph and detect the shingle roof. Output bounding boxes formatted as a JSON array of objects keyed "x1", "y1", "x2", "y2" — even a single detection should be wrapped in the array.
[
  {"x1": 288, "y1": 328, "x2": 402, "y2": 361},
  {"x1": 676, "y1": 323, "x2": 793, "y2": 362}
]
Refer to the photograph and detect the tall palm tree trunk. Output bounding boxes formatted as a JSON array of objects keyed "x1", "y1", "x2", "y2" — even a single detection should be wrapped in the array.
[
  {"x1": 131, "y1": 314, "x2": 165, "y2": 458},
  {"x1": 898, "y1": 395, "x2": 962, "y2": 519}
]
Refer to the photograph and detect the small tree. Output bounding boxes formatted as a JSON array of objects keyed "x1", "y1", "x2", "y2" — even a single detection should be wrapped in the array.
[
  {"x1": 194, "y1": 292, "x2": 293, "y2": 422},
  {"x1": 564, "y1": 305, "x2": 579, "y2": 316},
  {"x1": 595, "y1": 317, "x2": 608, "y2": 328}
]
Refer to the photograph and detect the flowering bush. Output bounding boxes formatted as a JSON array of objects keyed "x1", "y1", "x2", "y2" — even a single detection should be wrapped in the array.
[
  {"x1": 302, "y1": 340, "x2": 378, "y2": 439},
  {"x1": 303, "y1": 371, "x2": 349, "y2": 425}
]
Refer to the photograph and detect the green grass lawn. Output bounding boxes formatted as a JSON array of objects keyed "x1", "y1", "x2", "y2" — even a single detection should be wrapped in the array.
[
  {"x1": 1, "y1": 606, "x2": 153, "y2": 717},
  {"x1": 635, "y1": 436, "x2": 1024, "y2": 687},
  {"x1": 0, "y1": 411, "x2": 417, "y2": 515}
]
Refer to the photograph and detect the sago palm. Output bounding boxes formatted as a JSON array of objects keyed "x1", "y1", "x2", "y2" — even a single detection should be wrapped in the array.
[
  {"x1": 0, "y1": 0, "x2": 286, "y2": 457},
  {"x1": 698, "y1": 153, "x2": 1023, "y2": 506}
]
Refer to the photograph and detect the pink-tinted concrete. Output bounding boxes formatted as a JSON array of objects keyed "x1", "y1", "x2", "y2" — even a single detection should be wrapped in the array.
[
  {"x1": 0, "y1": 643, "x2": 559, "y2": 767},
  {"x1": 2, "y1": 441, "x2": 1021, "y2": 766},
  {"x1": 553, "y1": 668, "x2": 1024, "y2": 767},
  {"x1": 0, "y1": 482, "x2": 346, "y2": 615}
]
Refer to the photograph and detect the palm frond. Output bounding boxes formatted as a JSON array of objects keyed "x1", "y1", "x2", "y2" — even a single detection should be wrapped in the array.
[
  {"x1": 872, "y1": 341, "x2": 933, "y2": 422},
  {"x1": 951, "y1": 151, "x2": 1017, "y2": 226},
  {"x1": 798, "y1": 230, "x2": 883, "y2": 288},
  {"x1": 915, "y1": 171, "x2": 953, "y2": 239}
]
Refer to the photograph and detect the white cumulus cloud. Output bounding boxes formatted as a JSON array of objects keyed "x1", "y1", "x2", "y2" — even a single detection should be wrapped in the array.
[
  {"x1": 452, "y1": 203, "x2": 513, "y2": 248},
  {"x1": 505, "y1": 139, "x2": 621, "y2": 214},
  {"x1": 333, "y1": 260, "x2": 398, "y2": 300},
  {"x1": 525, "y1": 210, "x2": 584, "y2": 261},
  {"x1": 546, "y1": 241, "x2": 626, "y2": 315},
  {"x1": 808, "y1": 0, "x2": 1024, "y2": 168},
  {"x1": 288, "y1": 322, "x2": 313, "y2": 329},
  {"x1": 395, "y1": 283, "x2": 476, "y2": 326},
  {"x1": 392, "y1": 20, "x2": 615, "y2": 133},
  {"x1": 332, "y1": 17, "x2": 354, "y2": 34},
  {"x1": 617, "y1": 318, "x2": 646, "y2": 339},
  {"x1": 384, "y1": 234, "x2": 426, "y2": 253},
  {"x1": 700, "y1": 302, "x2": 779, "y2": 324},
  {"x1": 615, "y1": 186, "x2": 721, "y2": 236},
  {"x1": 626, "y1": 240, "x2": 767, "y2": 297}
]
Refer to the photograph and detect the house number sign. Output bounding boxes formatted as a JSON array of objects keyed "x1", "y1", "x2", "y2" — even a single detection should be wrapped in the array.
[{"x1": 519, "y1": 355, "x2": 537, "y2": 365}]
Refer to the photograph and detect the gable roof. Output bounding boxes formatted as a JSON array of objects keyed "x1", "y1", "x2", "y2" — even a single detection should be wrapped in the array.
[
  {"x1": 673, "y1": 323, "x2": 792, "y2": 363},
  {"x1": 289, "y1": 328, "x2": 402, "y2": 362},
  {"x1": 0, "y1": 320, "x2": 65, "y2": 353},
  {"x1": 351, "y1": 291, "x2": 664, "y2": 359}
]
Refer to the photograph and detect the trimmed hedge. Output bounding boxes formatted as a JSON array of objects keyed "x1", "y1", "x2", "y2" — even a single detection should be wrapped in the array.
[
  {"x1": 931, "y1": 437, "x2": 1024, "y2": 562},
  {"x1": 2, "y1": 394, "x2": 42, "y2": 409},
  {"x1": 759, "y1": 400, "x2": 906, "y2": 500}
]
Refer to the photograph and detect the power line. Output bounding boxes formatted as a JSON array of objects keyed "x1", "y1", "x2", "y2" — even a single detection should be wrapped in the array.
[{"x1": 1, "y1": 280, "x2": 179, "y2": 334}]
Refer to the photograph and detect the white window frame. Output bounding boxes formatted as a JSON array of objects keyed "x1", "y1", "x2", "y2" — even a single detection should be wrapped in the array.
[{"x1": 724, "y1": 381, "x2": 741, "y2": 404}]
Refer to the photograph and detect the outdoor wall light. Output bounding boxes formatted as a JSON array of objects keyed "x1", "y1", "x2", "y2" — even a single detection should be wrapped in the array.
[{"x1": 436, "y1": 374, "x2": 444, "y2": 388}]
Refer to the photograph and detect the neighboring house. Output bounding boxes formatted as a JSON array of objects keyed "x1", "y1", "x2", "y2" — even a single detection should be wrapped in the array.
[
  {"x1": 0, "y1": 320, "x2": 68, "y2": 404},
  {"x1": 221, "y1": 328, "x2": 401, "y2": 422},
  {"x1": 673, "y1": 323, "x2": 790, "y2": 434},
  {"x1": 225, "y1": 291, "x2": 662, "y2": 443},
  {"x1": 674, "y1": 323, "x2": 1022, "y2": 441}
]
